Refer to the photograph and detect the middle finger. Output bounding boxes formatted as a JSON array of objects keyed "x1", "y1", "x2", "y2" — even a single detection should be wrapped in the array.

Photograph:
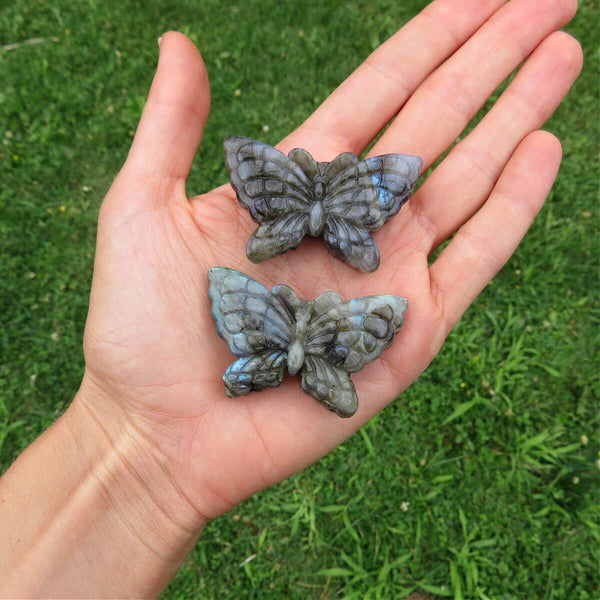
[{"x1": 370, "y1": 0, "x2": 576, "y2": 162}]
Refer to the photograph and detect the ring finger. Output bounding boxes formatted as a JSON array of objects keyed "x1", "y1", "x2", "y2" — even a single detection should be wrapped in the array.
[{"x1": 380, "y1": 30, "x2": 582, "y2": 261}]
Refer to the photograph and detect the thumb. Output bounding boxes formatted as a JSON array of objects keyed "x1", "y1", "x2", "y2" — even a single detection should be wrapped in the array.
[{"x1": 123, "y1": 32, "x2": 210, "y2": 186}]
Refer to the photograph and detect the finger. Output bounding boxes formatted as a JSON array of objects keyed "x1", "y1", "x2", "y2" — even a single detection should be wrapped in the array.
[
  {"x1": 383, "y1": 30, "x2": 582, "y2": 258},
  {"x1": 429, "y1": 130, "x2": 562, "y2": 336},
  {"x1": 370, "y1": 0, "x2": 577, "y2": 162},
  {"x1": 124, "y1": 32, "x2": 210, "y2": 184},
  {"x1": 277, "y1": 0, "x2": 506, "y2": 159}
]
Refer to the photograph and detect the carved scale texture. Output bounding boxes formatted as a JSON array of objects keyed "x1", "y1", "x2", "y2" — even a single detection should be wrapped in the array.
[
  {"x1": 305, "y1": 295, "x2": 408, "y2": 373},
  {"x1": 208, "y1": 267, "x2": 293, "y2": 356},
  {"x1": 301, "y1": 356, "x2": 358, "y2": 418},
  {"x1": 223, "y1": 351, "x2": 287, "y2": 397},
  {"x1": 208, "y1": 268, "x2": 408, "y2": 417},
  {"x1": 224, "y1": 136, "x2": 423, "y2": 272}
]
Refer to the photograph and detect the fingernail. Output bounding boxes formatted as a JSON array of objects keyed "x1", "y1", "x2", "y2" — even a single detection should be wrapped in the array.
[{"x1": 157, "y1": 36, "x2": 163, "y2": 47}]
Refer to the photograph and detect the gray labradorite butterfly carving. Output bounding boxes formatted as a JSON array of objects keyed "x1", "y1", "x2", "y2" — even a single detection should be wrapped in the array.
[
  {"x1": 224, "y1": 136, "x2": 423, "y2": 273},
  {"x1": 208, "y1": 267, "x2": 407, "y2": 417}
]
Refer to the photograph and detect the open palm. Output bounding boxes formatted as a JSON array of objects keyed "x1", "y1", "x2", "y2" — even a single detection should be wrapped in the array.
[{"x1": 80, "y1": 0, "x2": 580, "y2": 523}]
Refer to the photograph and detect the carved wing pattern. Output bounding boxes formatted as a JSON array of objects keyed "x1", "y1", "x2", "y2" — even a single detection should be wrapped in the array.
[
  {"x1": 208, "y1": 269, "x2": 408, "y2": 417},
  {"x1": 321, "y1": 154, "x2": 423, "y2": 272},
  {"x1": 208, "y1": 267, "x2": 294, "y2": 396},
  {"x1": 301, "y1": 355, "x2": 358, "y2": 418},
  {"x1": 246, "y1": 214, "x2": 309, "y2": 262},
  {"x1": 223, "y1": 351, "x2": 287, "y2": 397},
  {"x1": 322, "y1": 216, "x2": 381, "y2": 273},
  {"x1": 325, "y1": 154, "x2": 423, "y2": 227},
  {"x1": 224, "y1": 137, "x2": 423, "y2": 271},
  {"x1": 305, "y1": 295, "x2": 408, "y2": 373},
  {"x1": 208, "y1": 267, "x2": 293, "y2": 355},
  {"x1": 224, "y1": 136, "x2": 313, "y2": 262}
]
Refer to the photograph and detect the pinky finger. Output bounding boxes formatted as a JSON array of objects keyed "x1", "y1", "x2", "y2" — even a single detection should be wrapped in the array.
[{"x1": 430, "y1": 130, "x2": 562, "y2": 335}]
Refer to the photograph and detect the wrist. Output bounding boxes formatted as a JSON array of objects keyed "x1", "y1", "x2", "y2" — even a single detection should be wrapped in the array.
[
  {"x1": 0, "y1": 376, "x2": 206, "y2": 597},
  {"x1": 68, "y1": 374, "x2": 208, "y2": 552}
]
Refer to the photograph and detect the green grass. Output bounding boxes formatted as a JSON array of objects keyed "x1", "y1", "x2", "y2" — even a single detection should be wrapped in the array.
[{"x1": 1, "y1": 0, "x2": 598, "y2": 598}]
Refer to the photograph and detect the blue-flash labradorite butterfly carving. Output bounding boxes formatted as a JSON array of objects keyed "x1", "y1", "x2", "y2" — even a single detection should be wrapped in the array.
[
  {"x1": 224, "y1": 136, "x2": 423, "y2": 273},
  {"x1": 208, "y1": 267, "x2": 408, "y2": 417}
]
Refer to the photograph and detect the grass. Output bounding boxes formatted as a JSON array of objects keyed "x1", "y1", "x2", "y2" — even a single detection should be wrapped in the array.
[{"x1": 1, "y1": 0, "x2": 598, "y2": 598}]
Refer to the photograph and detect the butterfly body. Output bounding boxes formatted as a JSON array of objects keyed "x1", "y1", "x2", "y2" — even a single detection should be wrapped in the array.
[
  {"x1": 208, "y1": 267, "x2": 408, "y2": 417},
  {"x1": 224, "y1": 137, "x2": 423, "y2": 272},
  {"x1": 287, "y1": 305, "x2": 310, "y2": 375},
  {"x1": 308, "y1": 197, "x2": 325, "y2": 237}
]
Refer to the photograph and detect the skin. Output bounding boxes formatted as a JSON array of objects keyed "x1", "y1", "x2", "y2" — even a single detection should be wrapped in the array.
[{"x1": 0, "y1": 0, "x2": 582, "y2": 597}]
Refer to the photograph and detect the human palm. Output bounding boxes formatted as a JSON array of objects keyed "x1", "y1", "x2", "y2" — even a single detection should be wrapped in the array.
[{"x1": 80, "y1": 0, "x2": 580, "y2": 522}]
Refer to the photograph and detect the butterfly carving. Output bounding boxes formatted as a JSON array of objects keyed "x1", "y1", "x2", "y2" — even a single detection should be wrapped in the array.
[
  {"x1": 224, "y1": 136, "x2": 423, "y2": 273},
  {"x1": 208, "y1": 267, "x2": 407, "y2": 417}
]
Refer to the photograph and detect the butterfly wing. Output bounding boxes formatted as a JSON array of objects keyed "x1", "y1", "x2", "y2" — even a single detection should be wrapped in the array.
[
  {"x1": 324, "y1": 153, "x2": 423, "y2": 226},
  {"x1": 322, "y1": 216, "x2": 381, "y2": 273},
  {"x1": 208, "y1": 267, "x2": 295, "y2": 396},
  {"x1": 301, "y1": 355, "x2": 358, "y2": 418},
  {"x1": 224, "y1": 136, "x2": 315, "y2": 262},
  {"x1": 246, "y1": 214, "x2": 310, "y2": 263},
  {"x1": 322, "y1": 153, "x2": 423, "y2": 272},
  {"x1": 305, "y1": 294, "x2": 408, "y2": 373},
  {"x1": 223, "y1": 351, "x2": 287, "y2": 397}
]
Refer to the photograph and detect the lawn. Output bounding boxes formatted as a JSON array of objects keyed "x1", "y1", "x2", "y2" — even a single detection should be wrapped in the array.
[{"x1": 1, "y1": 1, "x2": 598, "y2": 598}]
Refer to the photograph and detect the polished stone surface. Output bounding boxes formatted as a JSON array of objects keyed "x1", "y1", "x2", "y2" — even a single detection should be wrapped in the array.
[
  {"x1": 208, "y1": 267, "x2": 408, "y2": 417},
  {"x1": 225, "y1": 136, "x2": 422, "y2": 272}
]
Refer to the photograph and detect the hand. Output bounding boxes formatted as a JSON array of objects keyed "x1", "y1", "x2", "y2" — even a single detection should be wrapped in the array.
[{"x1": 80, "y1": 0, "x2": 581, "y2": 527}]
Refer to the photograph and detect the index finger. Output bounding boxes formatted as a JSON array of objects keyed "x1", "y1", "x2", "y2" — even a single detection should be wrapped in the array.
[{"x1": 279, "y1": 0, "x2": 506, "y2": 159}]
